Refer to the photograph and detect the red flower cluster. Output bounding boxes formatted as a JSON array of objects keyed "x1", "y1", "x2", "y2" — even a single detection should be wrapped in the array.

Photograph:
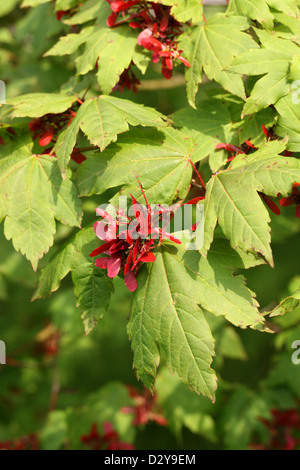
[
  {"x1": 34, "y1": 324, "x2": 61, "y2": 358},
  {"x1": 216, "y1": 139, "x2": 256, "y2": 163},
  {"x1": 81, "y1": 422, "x2": 134, "y2": 450},
  {"x1": 251, "y1": 408, "x2": 300, "y2": 450},
  {"x1": 0, "y1": 434, "x2": 39, "y2": 450},
  {"x1": 122, "y1": 386, "x2": 168, "y2": 427},
  {"x1": 28, "y1": 110, "x2": 77, "y2": 148},
  {"x1": 90, "y1": 180, "x2": 184, "y2": 292},
  {"x1": 105, "y1": 1, "x2": 190, "y2": 80},
  {"x1": 280, "y1": 183, "x2": 300, "y2": 219},
  {"x1": 262, "y1": 124, "x2": 294, "y2": 157},
  {"x1": 113, "y1": 65, "x2": 141, "y2": 93},
  {"x1": 27, "y1": 105, "x2": 86, "y2": 164}
]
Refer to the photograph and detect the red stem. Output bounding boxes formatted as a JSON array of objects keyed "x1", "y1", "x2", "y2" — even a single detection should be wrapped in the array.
[{"x1": 188, "y1": 158, "x2": 206, "y2": 191}]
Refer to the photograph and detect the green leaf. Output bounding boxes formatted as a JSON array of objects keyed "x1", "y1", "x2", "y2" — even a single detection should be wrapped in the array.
[
  {"x1": 40, "y1": 411, "x2": 68, "y2": 451},
  {"x1": 227, "y1": 0, "x2": 274, "y2": 29},
  {"x1": 275, "y1": 88, "x2": 300, "y2": 152},
  {"x1": 271, "y1": 11, "x2": 300, "y2": 44},
  {"x1": 268, "y1": 287, "x2": 300, "y2": 317},
  {"x1": 21, "y1": 0, "x2": 50, "y2": 6},
  {"x1": 77, "y1": 127, "x2": 194, "y2": 205},
  {"x1": 236, "y1": 107, "x2": 277, "y2": 146},
  {"x1": 6, "y1": 93, "x2": 77, "y2": 118},
  {"x1": 129, "y1": 242, "x2": 263, "y2": 397},
  {"x1": 63, "y1": 0, "x2": 110, "y2": 25},
  {"x1": 220, "y1": 387, "x2": 272, "y2": 450},
  {"x1": 55, "y1": 0, "x2": 78, "y2": 11},
  {"x1": 266, "y1": 0, "x2": 300, "y2": 17},
  {"x1": 172, "y1": 98, "x2": 234, "y2": 166},
  {"x1": 0, "y1": 144, "x2": 82, "y2": 270},
  {"x1": 267, "y1": 352, "x2": 300, "y2": 399},
  {"x1": 55, "y1": 95, "x2": 166, "y2": 177},
  {"x1": 201, "y1": 176, "x2": 273, "y2": 265},
  {"x1": 208, "y1": 238, "x2": 266, "y2": 270},
  {"x1": 0, "y1": 0, "x2": 21, "y2": 17},
  {"x1": 32, "y1": 227, "x2": 114, "y2": 334},
  {"x1": 201, "y1": 152, "x2": 300, "y2": 265},
  {"x1": 227, "y1": 155, "x2": 300, "y2": 196},
  {"x1": 228, "y1": 32, "x2": 299, "y2": 114},
  {"x1": 178, "y1": 26, "x2": 202, "y2": 108},
  {"x1": 180, "y1": 15, "x2": 259, "y2": 106},
  {"x1": 128, "y1": 246, "x2": 217, "y2": 398},
  {"x1": 156, "y1": 367, "x2": 217, "y2": 441},
  {"x1": 44, "y1": 27, "x2": 95, "y2": 57},
  {"x1": 76, "y1": 25, "x2": 143, "y2": 94},
  {"x1": 151, "y1": 0, "x2": 203, "y2": 23}
]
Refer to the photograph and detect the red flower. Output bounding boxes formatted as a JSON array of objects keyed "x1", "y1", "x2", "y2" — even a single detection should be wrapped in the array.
[
  {"x1": 81, "y1": 422, "x2": 134, "y2": 450},
  {"x1": 122, "y1": 386, "x2": 168, "y2": 427},
  {"x1": 70, "y1": 148, "x2": 87, "y2": 164},
  {"x1": 113, "y1": 65, "x2": 141, "y2": 93},
  {"x1": 106, "y1": 0, "x2": 190, "y2": 80},
  {"x1": 216, "y1": 140, "x2": 256, "y2": 162},
  {"x1": 260, "y1": 193, "x2": 281, "y2": 216},
  {"x1": 255, "y1": 408, "x2": 300, "y2": 450},
  {"x1": 280, "y1": 183, "x2": 300, "y2": 218},
  {"x1": 0, "y1": 434, "x2": 39, "y2": 450},
  {"x1": 39, "y1": 126, "x2": 55, "y2": 147},
  {"x1": 27, "y1": 107, "x2": 79, "y2": 149},
  {"x1": 90, "y1": 179, "x2": 196, "y2": 292},
  {"x1": 56, "y1": 10, "x2": 68, "y2": 21},
  {"x1": 110, "y1": 0, "x2": 141, "y2": 13}
]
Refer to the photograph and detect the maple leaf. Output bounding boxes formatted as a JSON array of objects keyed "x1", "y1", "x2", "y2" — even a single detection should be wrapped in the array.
[
  {"x1": 128, "y1": 240, "x2": 263, "y2": 399},
  {"x1": 201, "y1": 144, "x2": 300, "y2": 266},
  {"x1": 53, "y1": 95, "x2": 166, "y2": 177},
  {"x1": 179, "y1": 14, "x2": 259, "y2": 107},
  {"x1": 77, "y1": 128, "x2": 195, "y2": 205},
  {"x1": 0, "y1": 133, "x2": 82, "y2": 270},
  {"x1": 228, "y1": 30, "x2": 300, "y2": 114}
]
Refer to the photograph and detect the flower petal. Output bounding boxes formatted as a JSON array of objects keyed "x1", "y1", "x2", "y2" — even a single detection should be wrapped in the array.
[
  {"x1": 89, "y1": 240, "x2": 115, "y2": 257},
  {"x1": 95, "y1": 257, "x2": 109, "y2": 269},
  {"x1": 140, "y1": 252, "x2": 156, "y2": 263},
  {"x1": 107, "y1": 255, "x2": 122, "y2": 278},
  {"x1": 280, "y1": 196, "x2": 295, "y2": 207},
  {"x1": 124, "y1": 271, "x2": 137, "y2": 292}
]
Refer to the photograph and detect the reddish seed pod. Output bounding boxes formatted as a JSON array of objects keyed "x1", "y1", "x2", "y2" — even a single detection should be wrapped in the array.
[{"x1": 39, "y1": 127, "x2": 54, "y2": 147}]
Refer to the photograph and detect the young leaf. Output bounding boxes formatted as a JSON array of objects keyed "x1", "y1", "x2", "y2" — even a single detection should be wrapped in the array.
[{"x1": 268, "y1": 288, "x2": 300, "y2": 317}]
